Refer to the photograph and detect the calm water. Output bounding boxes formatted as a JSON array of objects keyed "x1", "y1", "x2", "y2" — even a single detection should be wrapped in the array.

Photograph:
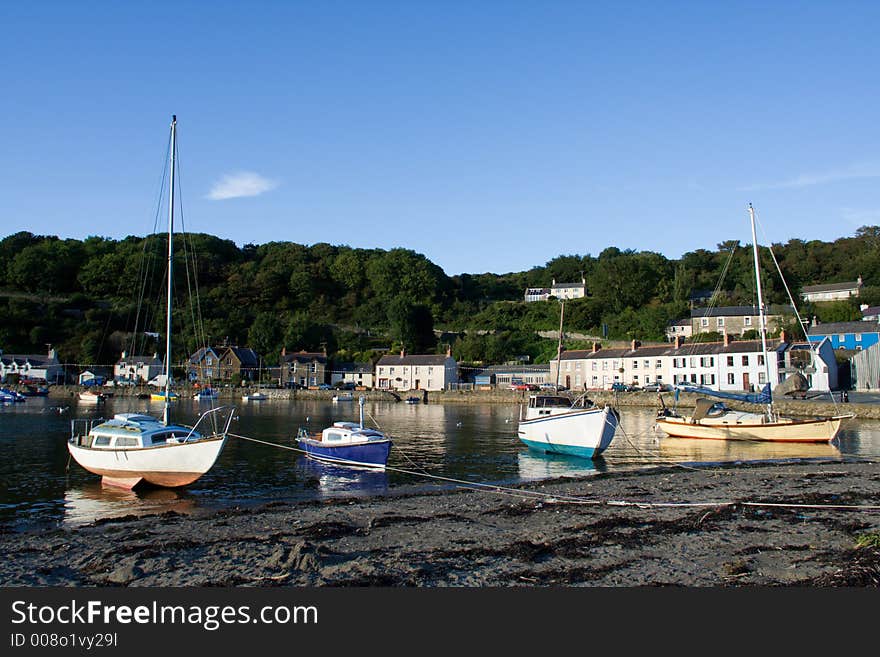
[{"x1": 1, "y1": 396, "x2": 878, "y2": 530}]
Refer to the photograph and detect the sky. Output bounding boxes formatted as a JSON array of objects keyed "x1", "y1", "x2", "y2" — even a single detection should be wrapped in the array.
[{"x1": 3, "y1": 1, "x2": 880, "y2": 275}]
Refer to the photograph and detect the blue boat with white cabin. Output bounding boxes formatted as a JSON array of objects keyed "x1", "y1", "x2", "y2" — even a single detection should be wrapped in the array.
[{"x1": 296, "y1": 396, "x2": 392, "y2": 468}]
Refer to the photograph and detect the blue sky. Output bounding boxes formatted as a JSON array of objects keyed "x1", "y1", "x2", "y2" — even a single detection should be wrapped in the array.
[{"x1": 3, "y1": 1, "x2": 880, "y2": 275}]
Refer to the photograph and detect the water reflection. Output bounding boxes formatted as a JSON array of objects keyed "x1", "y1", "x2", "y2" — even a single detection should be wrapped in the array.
[
  {"x1": 657, "y1": 436, "x2": 841, "y2": 463},
  {"x1": 1, "y1": 395, "x2": 878, "y2": 531},
  {"x1": 517, "y1": 450, "x2": 605, "y2": 481},
  {"x1": 63, "y1": 484, "x2": 195, "y2": 527}
]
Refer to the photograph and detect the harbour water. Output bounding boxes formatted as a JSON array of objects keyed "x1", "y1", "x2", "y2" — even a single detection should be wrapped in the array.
[{"x1": 2, "y1": 395, "x2": 878, "y2": 530}]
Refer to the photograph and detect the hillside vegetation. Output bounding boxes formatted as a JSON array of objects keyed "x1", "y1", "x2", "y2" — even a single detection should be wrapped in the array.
[{"x1": 1, "y1": 227, "x2": 879, "y2": 367}]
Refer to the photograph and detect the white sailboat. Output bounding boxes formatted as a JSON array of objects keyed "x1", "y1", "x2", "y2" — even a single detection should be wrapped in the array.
[
  {"x1": 68, "y1": 116, "x2": 234, "y2": 489},
  {"x1": 517, "y1": 300, "x2": 619, "y2": 458},
  {"x1": 655, "y1": 204, "x2": 853, "y2": 443}
]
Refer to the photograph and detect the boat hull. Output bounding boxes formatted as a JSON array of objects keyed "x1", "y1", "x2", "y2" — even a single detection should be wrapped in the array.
[
  {"x1": 518, "y1": 406, "x2": 618, "y2": 459},
  {"x1": 655, "y1": 414, "x2": 850, "y2": 442},
  {"x1": 67, "y1": 435, "x2": 227, "y2": 488},
  {"x1": 296, "y1": 438, "x2": 391, "y2": 468}
]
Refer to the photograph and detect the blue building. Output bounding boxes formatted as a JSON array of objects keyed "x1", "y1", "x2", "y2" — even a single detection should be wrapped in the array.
[{"x1": 807, "y1": 321, "x2": 880, "y2": 351}]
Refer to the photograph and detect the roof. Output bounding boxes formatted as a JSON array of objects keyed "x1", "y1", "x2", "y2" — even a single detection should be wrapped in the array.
[
  {"x1": 808, "y1": 321, "x2": 880, "y2": 336},
  {"x1": 690, "y1": 305, "x2": 792, "y2": 318},
  {"x1": 557, "y1": 339, "x2": 787, "y2": 361},
  {"x1": 376, "y1": 354, "x2": 453, "y2": 366},
  {"x1": 551, "y1": 281, "x2": 585, "y2": 289},
  {"x1": 226, "y1": 347, "x2": 259, "y2": 367},
  {"x1": 334, "y1": 362, "x2": 372, "y2": 373},
  {"x1": 802, "y1": 280, "x2": 862, "y2": 294},
  {"x1": 0, "y1": 354, "x2": 59, "y2": 367},
  {"x1": 188, "y1": 347, "x2": 220, "y2": 364},
  {"x1": 668, "y1": 318, "x2": 691, "y2": 327},
  {"x1": 861, "y1": 306, "x2": 880, "y2": 317},
  {"x1": 282, "y1": 351, "x2": 327, "y2": 364},
  {"x1": 470, "y1": 364, "x2": 550, "y2": 375}
]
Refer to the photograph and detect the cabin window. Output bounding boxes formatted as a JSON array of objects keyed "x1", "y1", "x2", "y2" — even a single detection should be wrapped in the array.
[
  {"x1": 93, "y1": 436, "x2": 111, "y2": 447},
  {"x1": 326, "y1": 432, "x2": 343, "y2": 442},
  {"x1": 115, "y1": 436, "x2": 139, "y2": 447}
]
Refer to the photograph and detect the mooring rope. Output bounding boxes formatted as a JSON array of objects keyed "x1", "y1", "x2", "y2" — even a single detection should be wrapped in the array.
[{"x1": 227, "y1": 431, "x2": 880, "y2": 512}]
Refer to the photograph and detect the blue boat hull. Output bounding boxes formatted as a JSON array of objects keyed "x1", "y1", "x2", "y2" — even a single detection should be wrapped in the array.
[{"x1": 297, "y1": 438, "x2": 392, "y2": 468}]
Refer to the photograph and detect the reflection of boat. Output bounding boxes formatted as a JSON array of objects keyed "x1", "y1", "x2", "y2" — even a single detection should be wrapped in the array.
[
  {"x1": 658, "y1": 436, "x2": 841, "y2": 463},
  {"x1": 78, "y1": 390, "x2": 106, "y2": 404},
  {"x1": 516, "y1": 450, "x2": 603, "y2": 482},
  {"x1": 63, "y1": 484, "x2": 195, "y2": 527},
  {"x1": 193, "y1": 388, "x2": 218, "y2": 401},
  {"x1": 150, "y1": 390, "x2": 179, "y2": 402},
  {"x1": 656, "y1": 205, "x2": 853, "y2": 443},
  {"x1": 68, "y1": 116, "x2": 234, "y2": 490},
  {"x1": 332, "y1": 393, "x2": 354, "y2": 402},
  {"x1": 1, "y1": 388, "x2": 25, "y2": 402},
  {"x1": 20, "y1": 386, "x2": 49, "y2": 397},
  {"x1": 405, "y1": 396, "x2": 421, "y2": 404},
  {"x1": 298, "y1": 458, "x2": 389, "y2": 497},
  {"x1": 517, "y1": 300, "x2": 618, "y2": 459},
  {"x1": 242, "y1": 392, "x2": 268, "y2": 401},
  {"x1": 296, "y1": 396, "x2": 392, "y2": 468}
]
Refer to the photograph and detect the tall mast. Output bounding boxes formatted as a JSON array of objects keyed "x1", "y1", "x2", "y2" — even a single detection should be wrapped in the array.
[
  {"x1": 164, "y1": 115, "x2": 177, "y2": 425},
  {"x1": 748, "y1": 203, "x2": 773, "y2": 417},
  {"x1": 555, "y1": 300, "x2": 565, "y2": 388}
]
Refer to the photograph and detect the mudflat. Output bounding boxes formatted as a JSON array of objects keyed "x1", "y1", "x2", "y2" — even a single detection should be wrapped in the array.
[{"x1": 3, "y1": 460, "x2": 880, "y2": 586}]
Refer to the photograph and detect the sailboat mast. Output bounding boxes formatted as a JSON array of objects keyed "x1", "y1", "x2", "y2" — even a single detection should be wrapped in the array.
[
  {"x1": 164, "y1": 115, "x2": 177, "y2": 425},
  {"x1": 748, "y1": 203, "x2": 773, "y2": 417},
  {"x1": 555, "y1": 300, "x2": 565, "y2": 388}
]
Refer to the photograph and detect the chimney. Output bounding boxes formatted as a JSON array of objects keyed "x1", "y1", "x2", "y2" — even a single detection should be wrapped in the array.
[
  {"x1": 674, "y1": 335, "x2": 682, "y2": 349},
  {"x1": 400, "y1": 347, "x2": 406, "y2": 358},
  {"x1": 592, "y1": 342, "x2": 601, "y2": 353},
  {"x1": 121, "y1": 350, "x2": 127, "y2": 359},
  {"x1": 281, "y1": 347, "x2": 286, "y2": 357},
  {"x1": 780, "y1": 330, "x2": 790, "y2": 344},
  {"x1": 723, "y1": 332, "x2": 730, "y2": 347},
  {"x1": 446, "y1": 344, "x2": 452, "y2": 357},
  {"x1": 630, "y1": 340, "x2": 641, "y2": 351}
]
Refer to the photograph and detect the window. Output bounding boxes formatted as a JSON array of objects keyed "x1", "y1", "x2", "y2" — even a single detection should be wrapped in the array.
[
  {"x1": 717, "y1": 318, "x2": 724, "y2": 327},
  {"x1": 742, "y1": 355, "x2": 749, "y2": 366},
  {"x1": 855, "y1": 334, "x2": 862, "y2": 342},
  {"x1": 727, "y1": 356, "x2": 734, "y2": 366},
  {"x1": 689, "y1": 357, "x2": 696, "y2": 368},
  {"x1": 644, "y1": 360, "x2": 650, "y2": 369},
  {"x1": 93, "y1": 436, "x2": 111, "y2": 446},
  {"x1": 727, "y1": 373, "x2": 735, "y2": 384},
  {"x1": 758, "y1": 355, "x2": 765, "y2": 366},
  {"x1": 633, "y1": 360, "x2": 639, "y2": 369},
  {"x1": 592, "y1": 362, "x2": 597, "y2": 371},
  {"x1": 656, "y1": 360, "x2": 662, "y2": 369},
  {"x1": 701, "y1": 318, "x2": 709, "y2": 327},
  {"x1": 744, "y1": 317, "x2": 752, "y2": 326},
  {"x1": 115, "y1": 436, "x2": 139, "y2": 447},
  {"x1": 758, "y1": 372, "x2": 766, "y2": 384}
]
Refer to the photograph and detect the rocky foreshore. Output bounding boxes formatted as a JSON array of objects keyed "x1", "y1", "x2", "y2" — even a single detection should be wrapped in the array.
[{"x1": 3, "y1": 460, "x2": 879, "y2": 586}]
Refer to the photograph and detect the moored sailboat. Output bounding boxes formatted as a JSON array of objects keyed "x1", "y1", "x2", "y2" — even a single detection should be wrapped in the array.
[
  {"x1": 517, "y1": 300, "x2": 619, "y2": 458},
  {"x1": 67, "y1": 116, "x2": 234, "y2": 489},
  {"x1": 655, "y1": 205, "x2": 853, "y2": 443}
]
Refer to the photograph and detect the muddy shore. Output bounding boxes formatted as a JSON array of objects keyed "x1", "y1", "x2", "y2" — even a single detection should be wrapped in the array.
[{"x1": 2, "y1": 459, "x2": 880, "y2": 586}]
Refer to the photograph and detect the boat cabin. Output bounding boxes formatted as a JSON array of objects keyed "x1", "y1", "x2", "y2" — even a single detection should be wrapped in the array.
[
  {"x1": 83, "y1": 413, "x2": 198, "y2": 449},
  {"x1": 318, "y1": 422, "x2": 386, "y2": 445}
]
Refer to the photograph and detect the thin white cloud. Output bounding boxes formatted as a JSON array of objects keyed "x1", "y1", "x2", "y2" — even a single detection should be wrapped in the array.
[
  {"x1": 207, "y1": 171, "x2": 278, "y2": 200},
  {"x1": 739, "y1": 163, "x2": 880, "y2": 192},
  {"x1": 840, "y1": 207, "x2": 880, "y2": 227}
]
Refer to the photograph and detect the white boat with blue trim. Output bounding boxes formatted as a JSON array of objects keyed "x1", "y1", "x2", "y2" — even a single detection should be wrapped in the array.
[{"x1": 518, "y1": 394, "x2": 618, "y2": 458}]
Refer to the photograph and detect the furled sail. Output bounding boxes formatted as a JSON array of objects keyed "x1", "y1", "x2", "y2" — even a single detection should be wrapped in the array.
[{"x1": 674, "y1": 382, "x2": 772, "y2": 405}]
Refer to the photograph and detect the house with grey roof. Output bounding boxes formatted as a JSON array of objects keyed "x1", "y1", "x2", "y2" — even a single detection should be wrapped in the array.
[
  {"x1": 280, "y1": 349, "x2": 328, "y2": 388},
  {"x1": 0, "y1": 347, "x2": 62, "y2": 383},
  {"x1": 551, "y1": 334, "x2": 837, "y2": 393},
  {"x1": 801, "y1": 277, "x2": 863, "y2": 303},
  {"x1": 689, "y1": 305, "x2": 792, "y2": 337},
  {"x1": 807, "y1": 320, "x2": 880, "y2": 351},
  {"x1": 114, "y1": 351, "x2": 163, "y2": 384},
  {"x1": 375, "y1": 349, "x2": 458, "y2": 391},
  {"x1": 330, "y1": 362, "x2": 374, "y2": 389},
  {"x1": 860, "y1": 305, "x2": 880, "y2": 322}
]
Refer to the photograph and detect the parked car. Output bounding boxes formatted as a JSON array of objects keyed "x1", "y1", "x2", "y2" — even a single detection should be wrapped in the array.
[
  {"x1": 641, "y1": 383, "x2": 671, "y2": 392},
  {"x1": 539, "y1": 383, "x2": 568, "y2": 392},
  {"x1": 610, "y1": 382, "x2": 637, "y2": 392},
  {"x1": 317, "y1": 383, "x2": 332, "y2": 390},
  {"x1": 511, "y1": 383, "x2": 538, "y2": 391}
]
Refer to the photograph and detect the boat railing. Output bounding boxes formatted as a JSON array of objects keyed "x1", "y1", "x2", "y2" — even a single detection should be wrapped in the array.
[
  {"x1": 69, "y1": 417, "x2": 104, "y2": 442},
  {"x1": 185, "y1": 405, "x2": 236, "y2": 441}
]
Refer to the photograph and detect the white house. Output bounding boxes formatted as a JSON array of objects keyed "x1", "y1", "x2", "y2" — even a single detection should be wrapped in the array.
[
  {"x1": 375, "y1": 349, "x2": 458, "y2": 391},
  {"x1": 551, "y1": 277, "x2": 587, "y2": 300},
  {"x1": 114, "y1": 351, "x2": 163, "y2": 384},
  {"x1": 330, "y1": 362, "x2": 374, "y2": 389},
  {"x1": 0, "y1": 347, "x2": 62, "y2": 383},
  {"x1": 801, "y1": 277, "x2": 863, "y2": 303},
  {"x1": 551, "y1": 334, "x2": 836, "y2": 394}
]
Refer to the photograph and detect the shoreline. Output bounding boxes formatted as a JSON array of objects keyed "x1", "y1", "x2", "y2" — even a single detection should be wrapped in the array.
[
  {"x1": 3, "y1": 458, "x2": 879, "y2": 586},
  {"x1": 43, "y1": 385, "x2": 879, "y2": 419}
]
